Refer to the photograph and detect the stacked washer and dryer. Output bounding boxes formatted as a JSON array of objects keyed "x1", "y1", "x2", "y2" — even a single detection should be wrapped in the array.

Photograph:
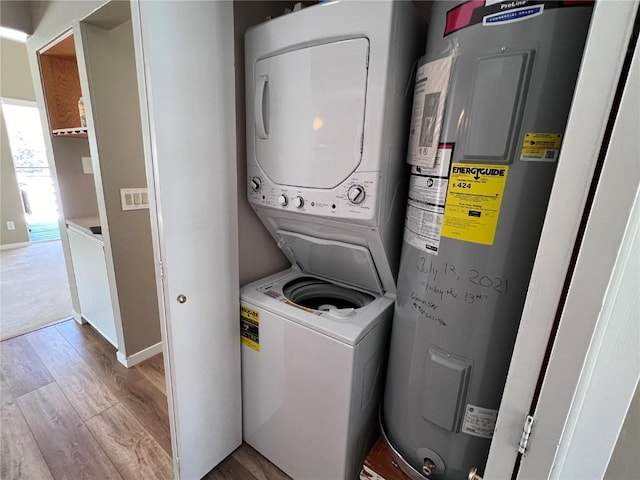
[{"x1": 240, "y1": 2, "x2": 424, "y2": 479}]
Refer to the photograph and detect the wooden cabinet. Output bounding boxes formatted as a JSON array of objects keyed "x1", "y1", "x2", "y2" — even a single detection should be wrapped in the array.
[
  {"x1": 38, "y1": 33, "x2": 87, "y2": 138},
  {"x1": 67, "y1": 225, "x2": 117, "y2": 346}
]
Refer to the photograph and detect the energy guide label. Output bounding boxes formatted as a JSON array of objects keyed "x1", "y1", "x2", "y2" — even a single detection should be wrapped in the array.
[
  {"x1": 403, "y1": 144, "x2": 453, "y2": 255},
  {"x1": 241, "y1": 305, "x2": 260, "y2": 352},
  {"x1": 442, "y1": 163, "x2": 509, "y2": 246}
]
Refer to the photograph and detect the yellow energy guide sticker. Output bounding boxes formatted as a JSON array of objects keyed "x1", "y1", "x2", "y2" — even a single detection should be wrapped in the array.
[
  {"x1": 441, "y1": 164, "x2": 509, "y2": 245},
  {"x1": 240, "y1": 305, "x2": 260, "y2": 352},
  {"x1": 521, "y1": 132, "x2": 562, "y2": 162}
]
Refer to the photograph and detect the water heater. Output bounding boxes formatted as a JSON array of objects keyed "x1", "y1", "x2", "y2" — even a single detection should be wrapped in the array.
[{"x1": 383, "y1": 1, "x2": 594, "y2": 478}]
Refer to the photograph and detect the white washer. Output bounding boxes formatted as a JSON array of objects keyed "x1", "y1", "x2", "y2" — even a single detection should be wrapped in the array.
[{"x1": 241, "y1": 264, "x2": 393, "y2": 480}]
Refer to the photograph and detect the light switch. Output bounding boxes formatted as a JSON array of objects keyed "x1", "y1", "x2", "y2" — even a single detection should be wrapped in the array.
[
  {"x1": 120, "y1": 188, "x2": 150, "y2": 210},
  {"x1": 81, "y1": 156, "x2": 93, "y2": 174}
]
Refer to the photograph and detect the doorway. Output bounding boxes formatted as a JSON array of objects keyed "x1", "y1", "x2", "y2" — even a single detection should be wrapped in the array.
[
  {"x1": 0, "y1": 97, "x2": 72, "y2": 340},
  {"x1": 1, "y1": 98, "x2": 60, "y2": 242}
]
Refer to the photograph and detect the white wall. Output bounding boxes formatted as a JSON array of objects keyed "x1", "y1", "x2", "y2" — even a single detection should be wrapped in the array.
[
  {"x1": 606, "y1": 384, "x2": 640, "y2": 480},
  {"x1": 233, "y1": 1, "x2": 293, "y2": 286},
  {"x1": 78, "y1": 17, "x2": 160, "y2": 355}
]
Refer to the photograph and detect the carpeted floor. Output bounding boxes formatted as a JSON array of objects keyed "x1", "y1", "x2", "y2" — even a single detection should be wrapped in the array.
[{"x1": 0, "y1": 240, "x2": 72, "y2": 340}]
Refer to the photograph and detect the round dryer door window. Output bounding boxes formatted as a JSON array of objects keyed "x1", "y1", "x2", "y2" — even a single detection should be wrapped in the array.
[{"x1": 283, "y1": 277, "x2": 374, "y2": 312}]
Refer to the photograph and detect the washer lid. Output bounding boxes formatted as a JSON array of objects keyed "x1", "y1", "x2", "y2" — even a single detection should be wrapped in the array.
[{"x1": 277, "y1": 230, "x2": 383, "y2": 296}]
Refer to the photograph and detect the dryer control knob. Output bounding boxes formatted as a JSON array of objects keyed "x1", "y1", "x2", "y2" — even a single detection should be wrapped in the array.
[
  {"x1": 278, "y1": 194, "x2": 288, "y2": 207},
  {"x1": 293, "y1": 196, "x2": 304, "y2": 208},
  {"x1": 250, "y1": 176, "x2": 262, "y2": 192},
  {"x1": 348, "y1": 185, "x2": 366, "y2": 204}
]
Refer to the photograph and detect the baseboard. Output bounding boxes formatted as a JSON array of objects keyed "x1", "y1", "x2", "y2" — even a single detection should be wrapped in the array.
[
  {"x1": 0, "y1": 241, "x2": 31, "y2": 250},
  {"x1": 72, "y1": 310, "x2": 86, "y2": 324},
  {"x1": 117, "y1": 342, "x2": 163, "y2": 368}
]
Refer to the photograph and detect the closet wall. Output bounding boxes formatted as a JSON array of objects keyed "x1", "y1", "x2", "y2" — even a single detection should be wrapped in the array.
[
  {"x1": 233, "y1": 1, "x2": 294, "y2": 286},
  {"x1": 78, "y1": 12, "x2": 160, "y2": 354}
]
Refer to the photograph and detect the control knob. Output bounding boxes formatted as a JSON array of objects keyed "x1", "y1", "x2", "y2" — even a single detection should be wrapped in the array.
[
  {"x1": 347, "y1": 184, "x2": 366, "y2": 204},
  {"x1": 278, "y1": 194, "x2": 288, "y2": 207},
  {"x1": 293, "y1": 196, "x2": 304, "y2": 208},
  {"x1": 250, "y1": 176, "x2": 262, "y2": 192}
]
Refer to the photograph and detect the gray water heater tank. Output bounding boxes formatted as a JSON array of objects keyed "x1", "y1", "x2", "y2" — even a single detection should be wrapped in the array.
[{"x1": 383, "y1": 1, "x2": 594, "y2": 479}]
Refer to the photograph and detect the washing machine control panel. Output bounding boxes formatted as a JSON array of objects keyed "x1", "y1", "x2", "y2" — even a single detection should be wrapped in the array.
[{"x1": 247, "y1": 169, "x2": 378, "y2": 221}]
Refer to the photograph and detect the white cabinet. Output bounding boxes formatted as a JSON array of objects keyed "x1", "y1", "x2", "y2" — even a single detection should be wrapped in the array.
[{"x1": 67, "y1": 226, "x2": 117, "y2": 346}]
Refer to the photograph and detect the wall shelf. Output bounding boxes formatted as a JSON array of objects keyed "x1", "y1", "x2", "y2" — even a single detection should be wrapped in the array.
[
  {"x1": 52, "y1": 127, "x2": 88, "y2": 138},
  {"x1": 39, "y1": 33, "x2": 85, "y2": 134}
]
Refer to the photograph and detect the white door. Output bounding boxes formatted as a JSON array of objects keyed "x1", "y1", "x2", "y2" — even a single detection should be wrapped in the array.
[{"x1": 130, "y1": 2, "x2": 241, "y2": 479}]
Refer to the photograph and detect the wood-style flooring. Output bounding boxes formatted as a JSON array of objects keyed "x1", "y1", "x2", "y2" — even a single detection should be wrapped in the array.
[{"x1": 1, "y1": 319, "x2": 290, "y2": 480}]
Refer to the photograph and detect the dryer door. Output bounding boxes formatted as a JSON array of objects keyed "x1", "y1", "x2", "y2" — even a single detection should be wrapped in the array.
[{"x1": 254, "y1": 38, "x2": 369, "y2": 189}]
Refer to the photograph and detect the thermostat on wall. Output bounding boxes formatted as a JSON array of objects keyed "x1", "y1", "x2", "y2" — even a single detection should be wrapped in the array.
[{"x1": 120, "y1": 188, "x2": 149, "y2": 210}]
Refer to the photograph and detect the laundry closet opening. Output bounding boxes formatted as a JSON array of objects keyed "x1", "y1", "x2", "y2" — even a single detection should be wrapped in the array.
[{"x1": 234, "y1": 2, "x2": 430, "y2": 480}]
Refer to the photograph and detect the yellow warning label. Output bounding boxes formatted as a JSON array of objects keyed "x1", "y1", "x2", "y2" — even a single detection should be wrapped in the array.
[
  {"x1": 521, "y1": 133, "x2": 562, "y2": 162},
  {"x1": 441, "y1": 164, "x2": 509, "y2": 245},
  {"x1": 240, "y1": 305, "x2": 260, "y2": 352}
]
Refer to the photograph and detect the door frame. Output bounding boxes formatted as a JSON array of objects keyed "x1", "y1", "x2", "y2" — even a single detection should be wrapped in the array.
[
  {"x1": 517, "y1": 22, "x2": 640, "y2": 480},
  {"x1": 484, "y1": 1, "x2": 640, "y2": 478},
  {"x1": 0, "y1": 97, "x2": 40, "y2": 246}
]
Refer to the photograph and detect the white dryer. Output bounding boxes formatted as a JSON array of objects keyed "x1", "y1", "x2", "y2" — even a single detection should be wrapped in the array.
[
  {"x1": 241, "y1": 1, "x2": 424, "y2": 479},
  {"x1": 244, "y1": 0, "x2": 424, "y2": 293}
]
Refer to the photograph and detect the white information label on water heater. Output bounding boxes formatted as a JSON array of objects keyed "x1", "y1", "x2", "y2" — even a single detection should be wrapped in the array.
[
  {"x1": 407, "y1": 56, "x2": 453, "y2": 168},
  {"x1": 461, "y1": 404, "x2": 498, "y2": 439},
  {"x1": 403, "y1": 144, "x2": 453, "y2": 255}
]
